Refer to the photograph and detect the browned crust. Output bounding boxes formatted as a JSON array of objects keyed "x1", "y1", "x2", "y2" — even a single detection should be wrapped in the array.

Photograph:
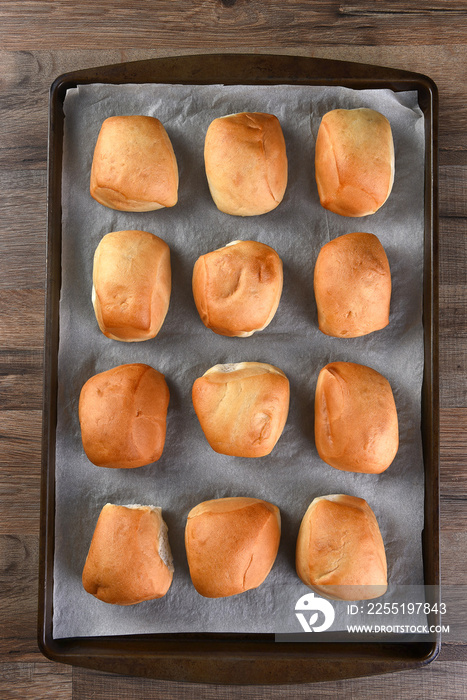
[
  {"x1": 314, "y1": 361, "x2": 399, "y2": 474},
  {"x1": 192, "y1": 240, "x2": 283, "y2": 336},
  {"x1": 90, "y1": 116, "x2": 178, "y2": 212},
  {"x1": 185, "y1": 497, "x2": 281, "y2": 598},
  {"x1": 204, "y1": 112, "x2": 288, "y2": 216},
  {"x1": 315, "y1": 108, "x2": 394, "y2": 217},
  {"x1": 82, "y1": 504, "x2": 173, "y2": 605},
  {"x1": 313, "y1": 232, "x2": 391, "y2": 338},
  {"x1": 295, "y1": 495, "x2": 387, "y2": 601},
  {"x1": 192, "y1": 362, "x2": 290, "y2": 458},
  {"x1": 79, "y1": 363, "x2": 170, "y2": 468},
  {"x1": 92, "y1": 229, "x2": 171, "y2": 342}
]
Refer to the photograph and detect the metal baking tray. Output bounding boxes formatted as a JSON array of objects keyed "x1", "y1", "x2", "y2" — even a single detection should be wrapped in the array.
[{"x1": 39, "y1": 54, "x2": 439, "y2": 684}]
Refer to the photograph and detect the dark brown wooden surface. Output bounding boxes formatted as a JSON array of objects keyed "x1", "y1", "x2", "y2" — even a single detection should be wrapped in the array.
[{"x1": 1, "y1": 0, "x2": 467, "y2": 696}]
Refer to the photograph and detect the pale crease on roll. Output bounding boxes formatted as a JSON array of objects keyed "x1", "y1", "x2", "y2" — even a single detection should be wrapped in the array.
[
  {"x1": 82, "y1": 503, "x2": 174, "y2": 605},
  {"x1": 92, "y1": 229, "x2": 171, "y2": 342},
  {"x1": 185, "y1": 497, "x2": 281, "y2": 598},
  {"x1": 192, "y1": 362, "x2": 290, "y2": 458},
  {"x1": 192, "y1": 239, "x2": 283, "y2": 337}
]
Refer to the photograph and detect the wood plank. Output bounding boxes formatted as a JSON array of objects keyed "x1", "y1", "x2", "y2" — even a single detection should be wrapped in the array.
[
  {"x1": 1, "y1": 46, "x2": 465, "y2": 100},
  {"x1": 0, "y1": 291, "x2": 45, "y2": 472},
  {"x1": 1, "y1": 46, "x2": 465, "y2": 76},
  {"x1": 439, "y1": 166, "x2": 467, "y2": 219},
  {"x1": 0, "y1": 291, "x2": 44, "y2": 348},
  {"x1": 0, "y1": 411, "x2": 42, "y2": 466},
  {"x1": 1, "y1": 1, "x2": 466, "y2": 50},
  {"x1": 439, "y1": 218, "x2": 467, "y2": 286},
  {"x1": 441, "y1": 531, "x2": 467, "y2": 585},
  {"x1": 0, "y1": 535, "x2": 40, "y2": 660},
  {"x1": 341, "y1": 1, "x2": 467, "y2": 13},
  {"x1": 0, "y1": 412, "x2": 42, "y2": 534},
  {"x1": 0, "y1": 172, "x2": 47, "y2": 290},
  {"x1": 441, "y1": 495, "x2": 467, "y2": 530},
  {"x1": 0, "y1": 374, "x2": 43, "y2": 411},
  {"x1": 0, "y1": 662, "x2": 72, "y2": 699},
  {"x1": 0, "y1": 296, "x2": 44, "y2": 409},
  {"x1": 439, "y1": 285, "x2": 467, "y2": 407},
  {"x1": 440, "y1": 408, "x2": 467, "y2": 492},
  {"x1": 71, "y1": 661, "x2": 467, "y2": 699},
  {"x1": 439, "y1": 642, "x2": 467, "y2": 660},
  {"x1": 0, "y1": 349, "x2": 44, "y2": 376},
  {"x1": 438, "y1": 212, "x2": 467, "y2": 410}
]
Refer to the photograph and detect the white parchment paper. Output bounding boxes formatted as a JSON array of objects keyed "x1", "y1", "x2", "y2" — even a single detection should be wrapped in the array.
[{"x1": 53, "y1": 82, "x2": 426, "y2": 638}]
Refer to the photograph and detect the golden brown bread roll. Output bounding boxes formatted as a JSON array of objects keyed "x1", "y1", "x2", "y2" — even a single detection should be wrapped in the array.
[
  {"x1": 79, "y1": 363, "x2": 169, "y2": 468},
  {"x1": 315, "y1": 361, "x2": 399, "y2": 474},
  {"x1": 82, "y1": 504, "x2": 173, "y2": 605},
  {"x1": 92, "y1": 229, "x2": 171, "y2": 342},
  {"x1": 296, "y1": 494, "x2": 387, "y2": 600},
  {"x1": 204, "y1": 112, "x2": 288, "y2": 216},
  {"x1": 315, "y1": 108, "x2": 394, "y2": 217},
  {"x1": 185, "y1": 497, "x2": 281, "y2": 598},
  {"x1": 90, "y1": 116, "x2": 178, "y2": 212},
  {"x1": 314, "y1": 232, "x2": 391, "y2": 338},
  {"x1": 192, "y1": 240, "x2": 283, "y2": 337},
  {"x1": 192, "y1": 362, "x2": 290, "y2": 458}
]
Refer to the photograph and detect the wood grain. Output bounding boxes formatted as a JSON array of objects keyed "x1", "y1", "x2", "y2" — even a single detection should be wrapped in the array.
[
  {"x1": 441, "y1": 409, "x2": 467, "y2": 490},
  {"x1": 0, "y1": 411, "x2": 43, "y2": 538},
  {"x1": 440, "y1": 166, "x2": 467, "y2": 217},
  {"x1": 440, "y1": 285, "x2": 467, "y2": 407},
  {"x1": 0, "y1": 536, "x2": 40, "y2": 659},
  {"x1": 71, "y1": 662, "x2": 467, "y2": 699},
  {"x1": 0, "y1": 662, "x2": 72, "y2": 699},
  {"x1": 0, "y1": 1, "x2": 466, "y2": 49},
  {"x1": 0, "y1": 172, "x2": 47, "y2": 290},
  {"x1": 0, "y1": 4, "x2": 466, "y2": 693}
]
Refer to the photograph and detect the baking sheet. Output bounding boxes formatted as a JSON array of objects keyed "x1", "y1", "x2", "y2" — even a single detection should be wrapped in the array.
[{"x1": 53, "y1": 83, "x2": 426, "y2": 638}]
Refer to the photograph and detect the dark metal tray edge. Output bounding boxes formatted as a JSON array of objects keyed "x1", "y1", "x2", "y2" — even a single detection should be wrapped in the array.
[{"x1": 39, "y1": 53, "x2": 440, "y2": 685}]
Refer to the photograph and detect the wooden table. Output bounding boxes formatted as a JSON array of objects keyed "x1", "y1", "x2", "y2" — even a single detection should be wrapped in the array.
[{"x1": 1, "y1": 2, "x2": 466, "y2": 698}]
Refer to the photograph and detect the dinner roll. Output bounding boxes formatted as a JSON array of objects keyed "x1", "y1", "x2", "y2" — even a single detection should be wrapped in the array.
[
  {"x1": 79, "y1": 363, "x2": 169, "y2": 468},
  {"x1": 192, "y1": 362, "x2": 290, "y2": 458},
  {"x1": 82, "y1": 504, "x2": 174, "y2": 605},
  {"x1": 314, "y1": 232, "x2": 391, "y2": 338},
  {"x1": 192, "y1": 240, "x2": 283, "y2": 337},
  {"x1": 92, "y1": 229, "x2": 171, "y2": 342},
  {"x1": 204, "y1": 112, "x2": 288, "y2": 216},
  {"x1": 90, "y1": 116, "x2": 178, "y2": 212},
  {"x1": 296, "y1": 494, "x2": 387, "y2": 600},
  {"x1": 185, "y1": 497, "x2": 281, "y2": 598},
  {"x1": 315, "y1": 108, "x2": 394, "y2": 217},
  {"x1": 315, "y1": 361, "x2": 399, "y2": 474}
]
